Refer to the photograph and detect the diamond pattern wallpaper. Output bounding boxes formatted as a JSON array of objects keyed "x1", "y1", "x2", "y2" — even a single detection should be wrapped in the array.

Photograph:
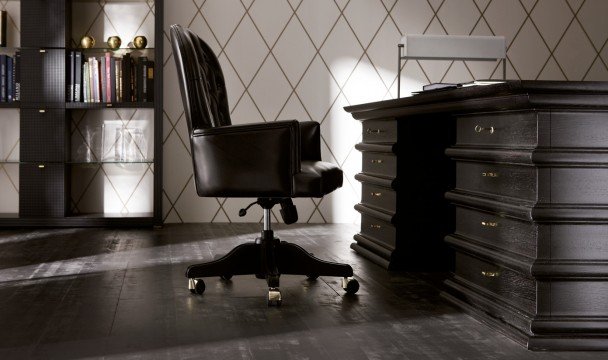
[
  {"x1": 162, "y1": 0, "x2": 608, "y2": 224},
  {"x1": 0, "y1": 1, "x2": 19, "y2": 214},
  {"x1": 69, "y1": 1, "x2": 156, "y2": 216},
  {"x1": 0, "y1": 0, "x2": 606, "y2": 222}
]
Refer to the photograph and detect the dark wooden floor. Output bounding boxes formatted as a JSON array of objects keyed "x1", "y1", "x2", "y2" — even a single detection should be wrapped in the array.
[{"x1": 0, "y1": 223, "x2": 604, "y2": 359}]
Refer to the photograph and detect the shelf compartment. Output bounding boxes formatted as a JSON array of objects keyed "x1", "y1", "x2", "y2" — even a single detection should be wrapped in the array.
[
  {"x1": 70, "y1": 162, "x2": 154, "y2": 216},
  {"x1": 0, "y1": 162, "x2": 19, "y2": 214}
]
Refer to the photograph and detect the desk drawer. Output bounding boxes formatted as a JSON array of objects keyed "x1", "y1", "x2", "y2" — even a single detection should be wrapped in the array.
[
  {"x1": 455, "y1": 207, "x2": 537, "y2": 258},
  {"x1": 457, "y1": 111, "x2": 538, "y2": 148},
  {"x1": 362, "y1": 119, "x2": 397, "y2": 143},
  {"x1": 362, "y1": 152, "x2": 396, "y2": 178},
  {"x1": 456, "y1": 162, "x2": 537, "y2": 201},
  {"x1": 361, "y1": 184, "x2": 396, "y2": 213},
  {"x1": 455, "y1": 252, "x2": 536, "y2": 313},
  {"x1": 551, "y1": 111, "x2": 608, "y2": 148},
  {"x1": 360, "y1": 214, "x2": 396, "y2": 250}
]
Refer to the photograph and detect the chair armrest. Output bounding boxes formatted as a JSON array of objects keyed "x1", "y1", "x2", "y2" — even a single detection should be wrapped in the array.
[
  {"x1": 191, "y1": 120, "x2": 300, "y2": 197},
  {"x1": 299, "y1": 121, "x2": 321, "y2": 161}
]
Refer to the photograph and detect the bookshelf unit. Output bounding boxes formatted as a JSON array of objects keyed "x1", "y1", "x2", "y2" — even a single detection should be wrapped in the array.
[{"x1": 0, "y1": 0, "x2": 163, "y2": 227}]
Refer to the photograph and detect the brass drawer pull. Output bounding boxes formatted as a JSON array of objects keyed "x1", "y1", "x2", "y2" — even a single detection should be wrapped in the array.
[
  {"x1": 481, "y1": 271, "x2": 501, "y2": 277},
  {"x1": 370, "y1": 192, "x2": 382, "y2": 197},
  {"x1": 38, "y1": 164, "x2": 45, "y2": 169},
  {"x1": 39, "y1": 49, "x2": 46, "y2": 53},
  {"x1": 474, "y1": 125, "x2": 494, "y2": 134},
  {"x1": 370, "y1": 159, "x2": 383, "y2": 164},
  {"x1": 366, "y1": 128, "x2": 383, "y2": 134},
  {"x1": 482, "y1": 172, "x2": 498, "y2": 178},
  {"x1": 39, "y1": 109, "x2": 46, "y2": 113},
  {"x1": 370, "y1": 224, "x2": 381, "y2": 229},
  {"x1": 481, "y1": 221, "x2": 498, "y2": 227}
]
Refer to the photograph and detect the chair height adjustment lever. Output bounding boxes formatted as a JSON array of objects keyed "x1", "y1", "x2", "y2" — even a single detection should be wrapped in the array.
[{"x1": 239, "y1": 200, "x2": 259, "y2": 217}]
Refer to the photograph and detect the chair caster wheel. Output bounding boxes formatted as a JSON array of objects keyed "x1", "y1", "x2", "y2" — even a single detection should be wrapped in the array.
[
  {"x1": 220, "y1": 274, "x2": 233, "y2": 281},
  {"x1": 342, "y1": 277, "x2": 359, "y2": 294},
  {"x1": 268, "y1": 287, "x2": 282, "y2": 306},
  {"x1": 189, "y1": 278, "x2": 205, "y2": 295},
  {"x1": 307, "y1": 274, "x2": 319, "y2": 280}
]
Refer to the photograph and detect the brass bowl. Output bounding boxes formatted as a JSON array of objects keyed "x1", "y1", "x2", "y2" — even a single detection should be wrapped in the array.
[
  {"x1": 133, "y1": 35, "x2": 147, "y2": 49},
  {"x1": 80, "y1": 35, "x2": 95, "y2": 49},
  {"x1": 107, "y1": 36, "x2": 121, "y2": 50}
]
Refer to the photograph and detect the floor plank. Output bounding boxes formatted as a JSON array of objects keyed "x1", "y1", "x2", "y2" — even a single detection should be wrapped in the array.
[{"x1": 0, "y1": 224, "x2": 604, "y2": 359}]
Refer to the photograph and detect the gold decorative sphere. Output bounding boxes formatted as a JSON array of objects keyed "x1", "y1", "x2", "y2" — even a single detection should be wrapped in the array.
[
  {"x1": 107, "y1": 36, "x2": 122, "y2": 50},
  {"x1": 80, "y1": 35, "x2": 95, "y2": 49},
  {"x1": 133, "y1": 36, "x2": 147, "y2": 49}
]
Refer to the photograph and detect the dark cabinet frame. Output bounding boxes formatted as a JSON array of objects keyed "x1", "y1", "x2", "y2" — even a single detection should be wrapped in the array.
[{"x1": 1, "y1": 0, "x2": 163, "y2": 227}]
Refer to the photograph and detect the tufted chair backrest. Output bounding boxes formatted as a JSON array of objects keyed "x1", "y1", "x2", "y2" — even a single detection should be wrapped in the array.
[{"x1": 170, "y1": 24, "x2": 231, "y2": 133}]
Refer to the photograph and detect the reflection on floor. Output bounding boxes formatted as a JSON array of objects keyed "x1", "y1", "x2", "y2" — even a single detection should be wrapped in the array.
[{"x1": 0, "y1": 223, "x2": 603, "y2": 359}]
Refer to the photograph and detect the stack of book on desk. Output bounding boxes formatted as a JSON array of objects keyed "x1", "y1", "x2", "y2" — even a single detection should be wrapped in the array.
[{"x1": 417, "y1": 80, "x2": 504, "y2": 93}]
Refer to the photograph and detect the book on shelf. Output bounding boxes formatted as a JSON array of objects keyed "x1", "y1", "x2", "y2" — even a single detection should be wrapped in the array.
[
  {"x1": 417, "y1": 80, "x2": 505, "y2": 94},
  {"x1": 90, "y1": 57, "x2": 100, "y2": 102},
  {"x1": 122, "y1": 53, "x2": 132, "y2": 102},
  {"x1": 86, "y1": 58, "x2": 91, "y2": 102},
  {"x1": 67, "y1": 51, "x2": 74, "y2": 101},
  {"x1": 100, "y1": 55, "x2": 106, "y2": 102},
  {"x1": 13, "y1": 51, "x2": 20, "y2": 102},
  {"x1": 105, "y1": 52, "x2": 112, "y2": 103},
  {"x1": 130, "y1": 56, "x2": 136, "y2": 102},
  {"x1": 74, "y1": 51, "x2": 82, "y2": 102},
  {"x1": 0, "y1": 54, "x2": 6, "y2": 102},
  {"x1": 116, "y1": 59, "x2": 122, "y2": 102},
  {"x1": 146, "y1": 59, "x2": 154, "y2": 102},
  {"x1": 136, "y1": 56, "x2": 146, "y2": 102},
  {"x1": 110, "y1": 56, "x2": 117, "y2": 103},
  {"x1": 83, "y1": 61, "x2": 89, "y2": 103},
  {"x1": 7, "y1": 56, "x2": 13, "y2": 102}
]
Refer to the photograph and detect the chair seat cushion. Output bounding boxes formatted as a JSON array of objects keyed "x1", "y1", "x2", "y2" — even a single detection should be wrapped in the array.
[{"x1": 294, "y1": 161, "x2": 343, "y2": 197}]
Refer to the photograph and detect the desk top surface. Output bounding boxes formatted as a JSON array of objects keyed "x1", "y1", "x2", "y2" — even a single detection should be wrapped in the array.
[{"x1": 344, "y1": 80, "x2": 608, "y2": 121}]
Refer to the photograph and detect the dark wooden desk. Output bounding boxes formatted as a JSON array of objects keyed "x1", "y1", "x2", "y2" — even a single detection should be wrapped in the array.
[{"x1": 344, "y1": 81, "x2": 608, "y2": 350}]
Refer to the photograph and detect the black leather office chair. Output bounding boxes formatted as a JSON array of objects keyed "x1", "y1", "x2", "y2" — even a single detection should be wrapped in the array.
[{"x1": 170, "y1": 24, "x2": 359, "y2": 305}]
